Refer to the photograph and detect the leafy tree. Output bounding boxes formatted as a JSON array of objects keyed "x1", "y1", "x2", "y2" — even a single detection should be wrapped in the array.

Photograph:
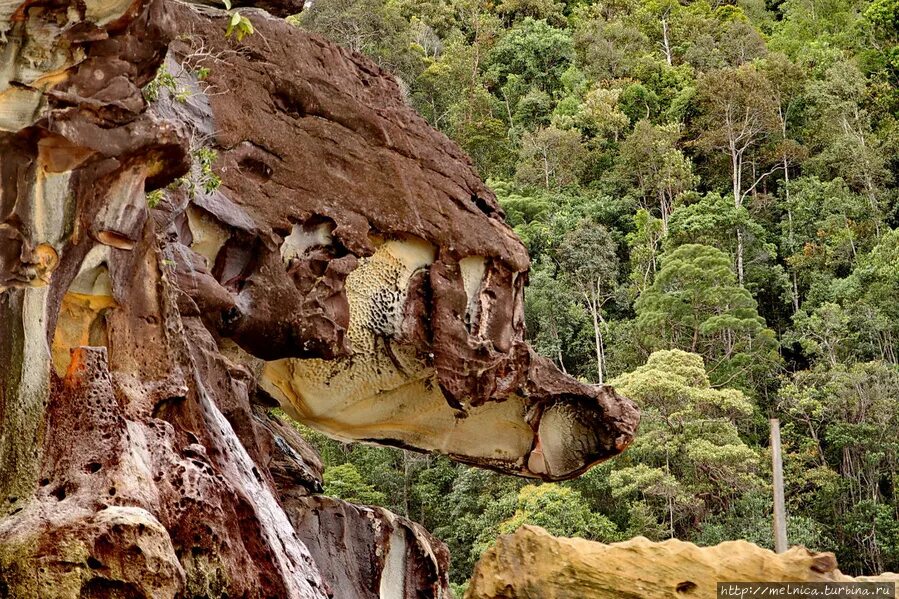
[
  {"x1": 634, "y1": 244, "x2": 778, "y2": 390},
  {"x1": 778, "y1": 361, "x2": 899, "y2": 573},
  {"x1": 611, "y1": 350, "x2": 761, "y2": 538},
  {"x1": 298, "y1": 0, "x2": 419, "y2": 79},
  {"x1": 864, "y1": 0, "x2": 899, "y2": 93},
  {"x1": 842, "y1": 228, "x2": 899, "y2": 364},
  {"x1": 525, "y1": 265, "x2": 592, "y2": 375},
  {"x1": 485, "y1": 17, "x2": 574, "y2": 92},
  {"x1": 323, "y1": 463, "x2": 389, "y2": 505},
  {"x1": 667, "y1": 192, "x2": 777, "y2": 287},
  {"x1": 615, "y1": 120, "x2": 696, "y2": 231},
  {"x1": 496, "y1": 0, "x2": 567, "y2": 27},
  {"x1": 771, "y1": 0, "x2": 870, "y2": 59},
  {"x1": 498, "y1": 484, "x2": 620, "y2": 540},
  {"x1": 575, "y1": 86, "x2": 631, "y2": 141},
  {"x1": 759, "y1": 52, "x2": 808, "y2": 313},
  {"x1": 625, "y1": 208, "x2": 664, "y2": 296},
  {"x1": 695, "y1": 490, "x2": 825, "y2": 551},
  {"x1": 694, "y1": 64, "x2": 780, "y2": 284},
  {"x1": 631, "y1": 0, "x2": 683, "y2": 67},
  {"x1": 573, "y1": 10, "x2": 650, "y2": 80},
  {"x1": 515, "y1": 126, "x2": 587, "y2": 188},
  {"x1": 782, "y1": 176, "x2": 878, "y2": 286},
  {"x1": 557, "y1": 222, "x2": 619, "y2": 383},
  {"x1": 433, "y1": 468, "x2": 524, "y2": 583},
  {"x1": 802, "y1": 60, "x2": 891, "y2": 228}
]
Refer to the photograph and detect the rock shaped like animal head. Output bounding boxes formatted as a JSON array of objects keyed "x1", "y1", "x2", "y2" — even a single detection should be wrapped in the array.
[
  {"x1": 11, "y1": 0, "x2": 638, "y2": 482},
  {"x1": 155, "y1": 8, "x2": 638, "y2": 481}
]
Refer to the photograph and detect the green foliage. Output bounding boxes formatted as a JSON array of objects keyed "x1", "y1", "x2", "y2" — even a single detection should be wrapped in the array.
[
  {"x1": 222, "y1": 0, "x2": 254, "y2": 42},
  {"x1": 296, "y1": 0, "x2": 419, "y2": 78},
  {"x1": 778, "y1": 361, "x2": 899, "y2": 573},
  {"x1": 515, "y1": 126, "x2": 587, "y2": 189},
  {"x1": 142, "y1": 66, "x2": 178, "y2": 103},
  {"x1": 226, "y1": 11, "x2": 255, "y2": 41},
  {"x1": 615, "y1": 120, "x2": 696, "y2": 228},
  {"x1": 171, "y1": 147, "x2": 222, "y2": 200},
  {"x1": 633, "y1": 244, "x2": 779, "y2": 390},
  {"x1": 323, "y1": 464, "x2": 388, "y2": 505},
  {"x1": 485, "y1": 18, "x2": 574, "y2": 92},
  {"x1": 146, "y1": 189, "x2": 164, "y2": 209},
  {"x1": 194, "y1": 147, "x2": 222, "y2": 194},
  {"x1": 610, "y1": 350, "x2": 763, "y2": 536},
  {"x1": 498, "y1": 484, "x2": 620, "y2": 540}
]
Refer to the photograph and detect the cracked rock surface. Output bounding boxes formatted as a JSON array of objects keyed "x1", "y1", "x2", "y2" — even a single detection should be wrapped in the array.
[{"x1": 0, "y1": 0, "x2": 638, "y2": 596}]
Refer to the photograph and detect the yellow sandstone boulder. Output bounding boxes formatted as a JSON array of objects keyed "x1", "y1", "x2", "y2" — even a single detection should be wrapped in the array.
[{"x1": 466, "y1": 525, "x2": 899, "y2": 599}]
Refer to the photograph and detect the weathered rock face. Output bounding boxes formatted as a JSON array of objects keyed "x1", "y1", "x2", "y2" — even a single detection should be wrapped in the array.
[
  {"x1": 465, "y1": 526, "x2": 899, "y2": 599},
  {"x1": 0, "y1": 0, "x2": 637, "y2": 596},
  {"x1": 287, "y1": 495, "x2": 450, "y2": 599},
  {"x1": 156, "y1": 2, "x2": 638, "y2": 482}
]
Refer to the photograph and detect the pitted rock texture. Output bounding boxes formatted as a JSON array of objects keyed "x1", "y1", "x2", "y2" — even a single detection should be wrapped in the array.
[
  {"x1": 0, "y1": 0, "x2": 636, "y2": 596},
  {"x1": 160, "y1": 1, "x2": 639, "y2": 481},
  {"x1": 465, "y1": 526, "x2": 899, "y2": 599}
]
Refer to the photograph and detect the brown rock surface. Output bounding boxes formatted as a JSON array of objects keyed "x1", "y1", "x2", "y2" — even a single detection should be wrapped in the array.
[
  {"x1": 0, "y1": 0, "x2": 637, "y2": 596},
  {"x1": 287, "y1": 495, "x2": 450, "y2": 599},
  {"x1": 157, "y1": 2, "x2": 638, "y2": 481},
  {"x1": 465, "y1": 525, "x2": 899, "y2": 599}
]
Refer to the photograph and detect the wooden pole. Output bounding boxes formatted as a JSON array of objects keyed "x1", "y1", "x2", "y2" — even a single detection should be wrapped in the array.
[{"x1": 770, "y1": 418, "x2": 788, "y2": 553}]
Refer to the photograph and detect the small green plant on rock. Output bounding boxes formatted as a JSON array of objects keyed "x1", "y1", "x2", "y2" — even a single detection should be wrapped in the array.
[
  {"x1": 168, "y1": 146, "x2": 222, "y2": 201},
  {"x1": 142, "y1": 66, "x2": 177, "y2": 102},
  {"x1": 146, "y1": 189, "x2": 165, "y2": 208},
  {"x1": 222, "y1": 0, "x2": 254, "y2": 42},
  {"x1": 194, "y1": 147, "x2": 222, "y2": 194}
]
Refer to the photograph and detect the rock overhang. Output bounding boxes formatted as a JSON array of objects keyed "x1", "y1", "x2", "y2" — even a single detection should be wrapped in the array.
[
  {"x1": 148, "y1": 2, "x2": 639, "y2": 481},
  {"x1": 0, "y1": 0, "x2": 639, "y2": 593}
]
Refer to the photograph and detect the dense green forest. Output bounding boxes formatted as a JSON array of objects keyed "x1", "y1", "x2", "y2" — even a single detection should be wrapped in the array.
[{"x1": 286, "y1": 0, "x2": 899, "y2": 589}]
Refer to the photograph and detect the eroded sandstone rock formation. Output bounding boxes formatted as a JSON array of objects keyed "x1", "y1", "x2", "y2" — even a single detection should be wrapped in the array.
[
  {"x1": 0, "y1": 0, "x2": 638, "y2": 596},
  {"x1": 466, "y1": 526, "x2": 899, "y2": 599}
]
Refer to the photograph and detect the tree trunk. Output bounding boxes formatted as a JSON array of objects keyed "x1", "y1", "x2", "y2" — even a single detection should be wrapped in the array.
[
  {"x1": 661, "y1": 17, "x2": 673, "y2": 66},
  {"x1": 659, "y1": 190, "x2": 670, "y2": 234},
  {"x1": 543, "y1": 146, "x2": 551, "y2": 189},
  {"x1": 732, "y1": 147, "x2": 745, "y2": 286},
  {"x1": 403, "y1": 450, "x2": 412, "y2": 517},
  {"x1": 666, "y1": 450, "x2": 674, "y2": 539},
  {"x1": 587, "y1": 291, "x2": 604, "y2": 385},
  {"x1": 785, "y1": 160, "x2": 800, "y2": 314}
]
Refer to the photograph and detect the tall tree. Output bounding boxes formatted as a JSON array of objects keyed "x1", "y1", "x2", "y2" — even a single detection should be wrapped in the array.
[
  {"x1": 695, "y1": 65, "x2": 779, "y2": 284},
  {"x1": 610, "y1": 350, "x2": 760, "y2": 538},
  {"x1": 626, "y1": 208, "x2": 664, "y2": 297},
  {"x1": 634, "y1": 244, "x2": 778, "y2": 390},
  {"x1": 616, "y1": 120, "x2": 696, "y2": 232},
  {"x1": 557, "y1": 222, "x2": 620, "y2": 383},
  {"x1": 778, "y1": 362, "x2": 899, "y2": 574},
  {"x1": 516, "y1": 126, "x2": 587, "y2": 189},
  {"x1": 802, "y1": 60, "x2": 891, "y2": 234},
  {"x1": 498, "y1": 484, "x2": 619, "y2": 540},
  {"x1": 761, "y1": 52, "x2": 807, "y2": 312},
  {"x1": 485, "y1": 16, "x2": 574, "y2": 92}
]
